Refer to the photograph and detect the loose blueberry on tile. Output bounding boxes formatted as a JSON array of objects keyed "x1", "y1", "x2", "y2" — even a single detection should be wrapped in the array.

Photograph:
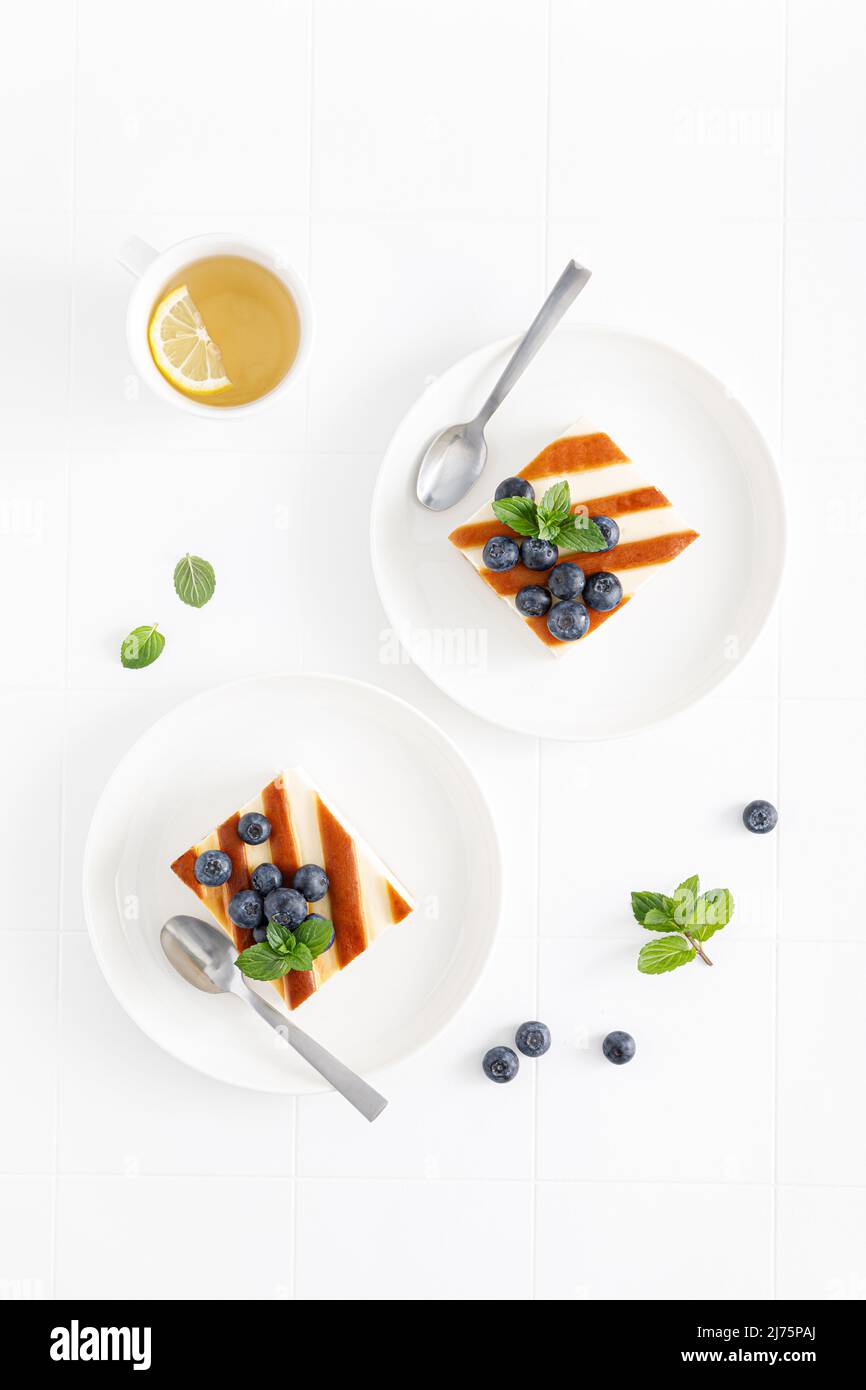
[
  {"x1": 590, "y1": 515, "x2": 620, "y2": 551},
  {"x1": 515, "y1": 1021, "x2": 551, "y2": 1058},
  {"x1": 548, "y1": 561, "x2": 585, "y2": 600},
  {"x1": 194, "y1": 850, "x2": 233, "y2": 887},
  {"x1": 251, "y1": 861, "x2": 283, "y2": 895},
  {"x1": 602, "y1": 1031, "x2": 636, "y2": 1065},
  {"x1": 292, "y1": 863, "x2": 330, "y2": 902},
  {"x1": 237, "y1": 811, "x2": 272, "y2": 845},
  {"x1": 742, "y1": 799, "x2": 778, "y2": 834},
  {"x1": 494, "y1": 476, "x2": 535, "y2": 501},
  {"x1": 304, "y1": 913, "x2": 335, "y2": 951},
  {"x1": 482, "y1": 536, "x2": 521, "y2": 572},
  {"x1": 228, "y1": 889, "x2": 264, "y2": 929},
  {"x1": 521, "y1": 537, "x2": 558, "y2": 570},
  {"x1": 516, "y1": 584, "x2": 553, "y2": 617},
  {"x1": 264, "y1": 886, "x2": 308, "y2": 928},
  {"x1": 482, "y1": 1045, "x2": 519, "y2": 1083},
  {"x1": 252, "y1": 924, "x2": 269, "y2": 944},
  {"x1": 546, "y1": 599, "x2": 589, "y2": 642},
  {"x1": 583, "y1": 571, "x2": 623, "y2": 612}
]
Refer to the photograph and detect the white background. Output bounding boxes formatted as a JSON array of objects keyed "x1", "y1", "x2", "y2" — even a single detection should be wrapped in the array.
[{"x1": 1, "y1": 0, "x2": 864, "y2": 1301}]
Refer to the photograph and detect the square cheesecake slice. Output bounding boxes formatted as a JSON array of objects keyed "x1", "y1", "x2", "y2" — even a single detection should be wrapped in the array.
[
  {"x1": 448, "y1": 416, "x2": 699, "y2": 653},
  {"x1": 171, "y1": 767, "x2": 415, "y2": 1010}
]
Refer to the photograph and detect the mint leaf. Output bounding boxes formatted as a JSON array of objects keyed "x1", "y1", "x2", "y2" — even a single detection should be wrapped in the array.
[
  {"x1": 672, "y1": 875, "x2": 700, "y2": 926},
  {"x1": 637, "y1": 934, "x2": 696, "y2": 975},
  {"x1": 286, "y1": 941, "x2": 313, "y2": 972},
  {"x1": 266, "y1": 922, "x2": 296, "y2": 954},
  {"x1": 631, "y1": 891, "x2": 675, "y2": 925},
  {"x1": 120, "y1": 624, "x2": 164, "y2": 670},
  {"x1": 692, "y1": 888, "x2": 734, "y2": 942},
  {"x1": 174, "y1": 553, "x2": 216, "y2": 608},
  {"x1": 552, "y1": 516, "x2": 607, "y2": 552},
  {"x1": 642, "y1": 907, "x2": 676, "y2": 930},
  {"x1": 491, "y1": 496, "x2": 538, "y2": 536},
  {"x1": 537, "y1": 480, "x2": 571, "y2": 540},
  {"x1": 235, "y1": 943, "x2": 292, "y2": 981},
  {"x1": 296, "y1": 917, "x2": 334, "y2": 958}
]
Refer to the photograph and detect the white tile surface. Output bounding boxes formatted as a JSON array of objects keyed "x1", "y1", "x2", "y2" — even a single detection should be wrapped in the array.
[
  {"x1": 0, "y1": 1178, "x2": 54, "y2": 1300},
  {"x1": 308, "y1": 215, "x2": 544, "y2": 452},
  {"x1": 296, "y1": 939, "x2": 536, "y2": 1180},
  {"x1": 57, "y1": 935, "x2": 294, "y2": 1175},
  {"x1": 0, "y1": 692, "x2": 63, "y2": 926},
  {"x1": 536, "y1": 939, "x2": 775, "y2": 1183},
  {"x1": 0, "y1": 935, "x2": 58, "y2": 1175},
  {"x1": 295, "y1": 1178, "x2": 533, "y2": 1299},
  {"x1": 787, "y1": 0, "x2": 866, "y2": 220},
  {"x1": 536, "y1": 1182, "x2": 773, "y2": 1300},
  {"x1": 780, "y1": 702, "x2": 866, "y2": 939},
  {"x1": 55, "y1": 1175, "x2": 293, "y2": 1298},
  {"x1": 777, "y1": 1186, "x2": 866, "y2": 1301},
  {"x1": 75, "y1": 0, "x2": 311, "y2": 215},
  {"x1": 539, "y1": 698, "x2": 779, "y2": 941},
  {"x1": 777, "y1": 942, "x2": 866, "y2": 1186},
  {"x1": 66, "y1": 450, "x2": 305, "y2": 689},
  {"x1": 548, "y1": 0, "x2": 784, "y2": 222},
  {"x1": 312, "y1": 0, "x2": 547, "y2": 218},
  {"x1": 2, "y1": 0, "x2": 864, "y2": 1303}
]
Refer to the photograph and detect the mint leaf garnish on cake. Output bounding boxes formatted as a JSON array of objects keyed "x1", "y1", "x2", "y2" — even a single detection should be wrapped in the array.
[
  {"x1": 632, "y1": 874, "x2": 735, "y2": 972},
  {"x1": 492, "y1": 480, "x2": 607, "y2": 551}
]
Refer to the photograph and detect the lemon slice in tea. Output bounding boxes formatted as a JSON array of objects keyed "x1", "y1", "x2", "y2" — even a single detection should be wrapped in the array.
[{"x1": 148, "y1": 285, "x2": 231, "y2": 394}]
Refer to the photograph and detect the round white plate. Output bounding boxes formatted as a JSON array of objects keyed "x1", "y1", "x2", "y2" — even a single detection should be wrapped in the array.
[
  {"x1": 371, "y1": 325, "x2": 785, "y2": 740},
  {"x1": 83, "y1": 673, "x2": 501, "y2": 1093}
]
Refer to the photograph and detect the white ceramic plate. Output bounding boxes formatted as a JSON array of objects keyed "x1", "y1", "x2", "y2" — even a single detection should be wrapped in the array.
[
  {"x1": 83, "y1": 673, "x2": 501, "y2": 1094},
  {"x1": 371, "y1": 325, "x2": 785, "y2": 740}
]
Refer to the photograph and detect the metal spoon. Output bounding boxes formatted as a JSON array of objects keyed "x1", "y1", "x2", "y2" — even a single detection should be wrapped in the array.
[
  {"x1": 161, "y1": 914, "x2": 388, "y2": 1122},
  {"x1": 415, "y1": 259, "x2": 591, "y2": 511}
]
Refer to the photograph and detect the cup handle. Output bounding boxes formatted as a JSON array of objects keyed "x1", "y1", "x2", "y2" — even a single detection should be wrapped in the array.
[{"x1": 117, "y1": 235, "x2": 159, "y2": 278}]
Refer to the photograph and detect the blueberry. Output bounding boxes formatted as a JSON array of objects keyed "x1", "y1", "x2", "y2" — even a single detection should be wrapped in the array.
[
  {"x1": 602, "y1": 1031, "x2": 636, "y2": 1065},
  {"x1": 228, "y1": 889, "x2": 263, "y2": 930},
  {"x1": 590, "y1": 515, "x2": 620, "y2": 551},
  {"x1": 482, "y1": 1045, "x2": 519, "y2": 1084},
  {"x1": 303, "y1": 913, "x2": 335, "y2": 951},
  {"x1": 251, "y1": 861, "x2": 283, "y2": 895},
  {"x1": 194, "y1": 850, "x2": 232, "y2": 887},
  {"x1": 521, "y1": 537, "x2": 558, "y2": 571},
  {"x1": 583, "y1": 571, "x2": 623, "y2": 612},
  {"x1": 515, "y1": 585, "x2": 552, "y2": 617},
  {"x1": 494, "y1": 476, "x2": 535, "y2": 502},
  {"x1": 546, "y1": 599, "x2": 589, "y2": 642},
  {"x1": 264, "y1": 886, "x2": 307, "y2": 928},
  {"x1": 252, "y1": 924, "x2": 269, "y2": 944},
  {"x1": 743, "y1": 799, "x2": 778, "y2": 834},
  {"x1": 292, "y1": 863, "x2": 330, "y2": 902},
  {"x1": 515, "y1": 1021, "x2": 551, "y2": 1058},
  {"x1": 237, "y1": 812, "x2": 271, "y2": 845},
  {"x1": 548, "y1": 562, "x2": 585, "y2": 600},
  {"x1": 482, "y1": 536, "x2": 520, "y2": 572}
]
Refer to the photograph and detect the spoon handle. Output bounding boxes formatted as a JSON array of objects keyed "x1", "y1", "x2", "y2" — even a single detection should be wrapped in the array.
[
  {"x1": 475, "y1": 259, "x2": 591, "y2": 428},
  {"x1": 239, "y1": 984, "x2": 388, "y2": 1122}
]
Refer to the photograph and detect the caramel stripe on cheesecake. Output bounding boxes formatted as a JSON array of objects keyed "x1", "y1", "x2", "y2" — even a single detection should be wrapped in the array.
[
  {"x1": 217, "y1": 814, "x2": 254, "y2": 953},
  {"x1": 482, "y1": 531, "x2": 699, "y2": 597},
  {"x1": 316, "y1": 796, "x2": 367, "y2": 966},
  {"x1": 449, "y1": 486, "x2": 671, "y2": 551},
  {"x1": 386, "y1": 880, "x2": 413, "y2": 924},
  {"x1": 520, "y1": 432, "x2": 627, "y2": 480},
  {"x1": 525, "y1": 597, "x2": 630, "y2": 647},
  {"x1": 261, "y1": 776, "x2": 315, "y2": 1009},
  {"x1": 171, "y1": 847, "x2": 201, "y2": 898}
]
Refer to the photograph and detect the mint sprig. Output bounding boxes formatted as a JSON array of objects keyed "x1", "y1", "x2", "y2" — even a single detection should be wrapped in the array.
[
  {"x1": 632, "y1": 875, "x2": 734, "y2": 973},
  {"x1": 236, "y1": 916, "x2": 334, "y2": 980},
  {"x1": 491, "y1": 481, "x2": 607, "y2": 553}
]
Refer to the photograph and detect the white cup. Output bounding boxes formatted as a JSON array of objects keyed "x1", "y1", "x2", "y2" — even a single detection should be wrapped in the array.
[{"x1": 118, "y1": 232, "x2": 314, "y2": 419}]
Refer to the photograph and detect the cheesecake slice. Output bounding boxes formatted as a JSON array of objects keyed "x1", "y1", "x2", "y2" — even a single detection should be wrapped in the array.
[
  {"x1": 448, "y1": 416, "x2": 699, "y2": 653},
  {"x1": 171, "y1": 766, "x2": 415, "y2": 1010}
]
